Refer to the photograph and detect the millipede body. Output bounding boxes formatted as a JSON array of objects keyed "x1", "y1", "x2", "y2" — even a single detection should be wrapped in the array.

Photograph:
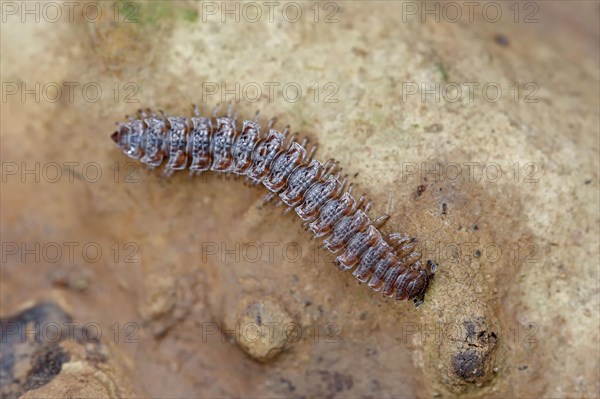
[{"x1": 110, "y1": 105, "x2": 437, "y2": 306}]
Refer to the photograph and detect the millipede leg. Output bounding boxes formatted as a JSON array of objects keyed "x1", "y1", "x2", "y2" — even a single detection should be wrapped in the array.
[
  {"x1": 347, "y1": 183, "x2": 354, "y2": 195},
  {"x1": 307, "y1": 144, "x2": 318, "y2": 161},
  {"x1": 372, "y1": 214, "x2": 390, "y2": 228},
  {"x1": 268, "y1": 117, "x2": 278, "y2": 129},
  {"x1": 389, "y1": 233, "x2": 409, "y2": 251},
  {"x1": 286, "y1": 132, "x2": 299, "y2": 148},
  {"x1": 323, "y1": 159, "x2": 337, "y2": 176},
  {"x1": 427, "y1": 259, "x2": 438, "y2": 274},
  {"x1": 355, "y1": 194, "x2": 367, "y2": 212},
  {"x1": 212, "y1": 103, "x2": 222, "y2": 118},
  {"x1": 339, "y1": 175, "x2": 349, "y2": 192},
  {"x1": 282, "y1": 206, "x2": 294, "y2": 215},
  {"x1": 245, "y1": 177, "x2": 262, "y2": 186},
  {"x1": 262, "y1": 191, "x2": 276, "y2": 203},
  {"x1": 388, "y1": 233, "x2": 404, "y2": 240}
]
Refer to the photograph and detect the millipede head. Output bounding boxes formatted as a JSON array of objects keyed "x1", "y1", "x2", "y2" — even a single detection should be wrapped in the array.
[
  {"x1": 192, "y1": 103, "x2": 200, "y2": 116},
  {"x1": 110, "y1": 130, "x2": 119, "y2": 144},
  {"x1": 111, "y1": 119, "x2": 145, "y2": 159}
]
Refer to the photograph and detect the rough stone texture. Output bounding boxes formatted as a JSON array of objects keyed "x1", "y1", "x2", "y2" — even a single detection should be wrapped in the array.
[
  {"x1": 0, "y1": 303, "x2": 133, "y2": 399},
  {"x1": 18, "y1": 341, "x2": 129, "y2": 399},
  {"x1": 1, "y1": 1, "x2": 598, "y2": 398},
  {"x1": 233, "y1": 300, "x2": 294, "y2": 362}
]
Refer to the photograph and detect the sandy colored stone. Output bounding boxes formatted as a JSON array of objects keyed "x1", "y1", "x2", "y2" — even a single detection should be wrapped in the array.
[
  {"x1": 233, "y1": 299, "x2": 294, "y2": 362},
  {"x1": 0, "y1": 303, "x2": 133, "y2": 399},
  {"x1": 19, "y1": 342, "x2": 130, "y2": 399}
]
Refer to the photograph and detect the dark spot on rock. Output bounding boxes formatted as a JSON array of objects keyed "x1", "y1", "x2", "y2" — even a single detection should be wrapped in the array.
[
  {"x1": 518, "y1": 365, "x2": 528, "y2": 371},
  {"x1": 474, "y1": 249, "x2": 481, "y2": 258},
  {"x1": 365, "y1": 347, "x2": 378, "y2": 357},
  {"x1": 23, "y1": 344, "x2": 70, "y2": 392},
  {"x1": 351, "y1": 47, "x2": 368, "y2": 57},
  {"x1": 371, "y1": 379, "x2": 381, "y2": 390},
  {"x1": 0, "y1": 302, "x2": 74, "y2": 398},
  {"x1": 453, "y1": 349, "x2": 485, "y2": 381},
  {"x1": 304, "y1": 300, "x2": 312, "y2": 307},
  {"x1": 359, "y1": 312, "x2": 367, "y2": 320},
  {"x1": 584, "y1": 179, "x2": 592, "y2": 184},
  {"x1": 472, "y1": 224, "x2": 479, "y2": 231},
  {"x1": 334, "y1": 372, "x2": 344, "y2": 392},
  {"x1": 334, "y1": 372, "x2": 353, "y2": 392},
  {"x1": 442, "y1": 203, "x2": 447, "y2": 214},
  {"x1": 0, "y1": 303, "x2": 89, "y2": 398},
  {"x1": 425, "y1": 123, "x2": 444, "y2": 133},
  {"x1": 476, "y1": 330, "x2": 498, "y2": 346},
  {"x1": 313, "y1": 370, "x2": 354, "y2": 393},
  {"x1": 279, "y1": 377, "x2": 296, "y2": 392},
  {"x1": 452, "y1": 320, "x2": 499, "y2": 384},
  {"x1": 417, "y1": 185, "x2": 426, "y2": 196},
  {"x1": 494, "y1": 33, "x2": 510, "y2": 47},
  {"x1": 354, "y1": 172, "x2": 359, "y2": 178},
  {"x1": 1, "y1": 302, "x2": 72, "y2": 333},
  {"x1": 464, "y1": 321, "x2": 477, "y2": 339}
]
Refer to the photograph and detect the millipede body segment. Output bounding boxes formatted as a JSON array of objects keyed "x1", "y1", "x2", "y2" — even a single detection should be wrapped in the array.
[{"x1": 110, "y1": 105, "x2": 437, "y2": 306}]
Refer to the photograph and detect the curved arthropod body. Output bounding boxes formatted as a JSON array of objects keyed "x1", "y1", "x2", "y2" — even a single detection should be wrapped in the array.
[{"x1": 110, "y1": 105, "x2": 437, "y2": 306}]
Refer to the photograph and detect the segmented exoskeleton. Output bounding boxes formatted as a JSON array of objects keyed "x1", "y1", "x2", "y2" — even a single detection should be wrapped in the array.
[{"x1": 110, "y1": 104, "x2": 437, "y2": 306}]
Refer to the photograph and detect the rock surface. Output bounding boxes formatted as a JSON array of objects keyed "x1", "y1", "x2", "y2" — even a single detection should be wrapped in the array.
[
  {"x1": 233, "y1": 300, "x2": 294, "y2": 362},
  {"x1": 0, "y1": 303, "x2": 132, "y2": 399}
]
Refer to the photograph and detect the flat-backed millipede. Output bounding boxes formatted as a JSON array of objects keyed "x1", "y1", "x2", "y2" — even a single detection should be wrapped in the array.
[{"x1": 110, "y1": 104, "x2": 437, "y2": 306}]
